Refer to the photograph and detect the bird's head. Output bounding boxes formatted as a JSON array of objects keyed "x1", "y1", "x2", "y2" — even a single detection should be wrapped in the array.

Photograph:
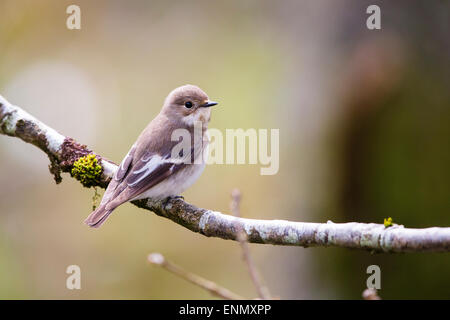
[{"x1": 162, "y1": 84, "x2": 218, "y2": 126}]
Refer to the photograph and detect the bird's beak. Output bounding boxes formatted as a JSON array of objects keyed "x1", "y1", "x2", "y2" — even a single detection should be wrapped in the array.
[{"x1": 201, "y1": 101, "x2": 218, "y2": 108}]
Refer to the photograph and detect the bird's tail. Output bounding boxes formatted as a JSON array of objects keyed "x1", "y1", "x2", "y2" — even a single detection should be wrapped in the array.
[{"x1": 84, "y1": 204, "x2": 114, "y2": 228}]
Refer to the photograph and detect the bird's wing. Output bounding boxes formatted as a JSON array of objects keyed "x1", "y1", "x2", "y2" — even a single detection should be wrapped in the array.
[
  {"x1": 85, "y1": 144, "x2": 187, "y2": 227},
  {"x1": 97, "y1": 144, "x2": 137, "y2": 206},
  {"x1": 124, "y1": 150, "x2": 186, "y2": 195},
  {"x1": 115, "y1": 144, "x2": 136, "y2": 181},
  {"x1": 103, "y1": 148, "x2": 191, "y2": 210}
]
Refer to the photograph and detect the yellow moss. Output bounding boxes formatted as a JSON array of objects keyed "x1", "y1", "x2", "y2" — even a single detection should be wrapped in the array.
[
  {"x1": 384, "y1": 217, "x2": 393, "y2": 228},
  {"x1": 71, "y1": 154, "x2": 103, "y2": 188}
]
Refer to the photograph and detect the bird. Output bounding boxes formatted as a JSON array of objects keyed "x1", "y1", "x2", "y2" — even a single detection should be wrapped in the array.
[{"x1": 84, "y1": 84, "x2": 218, "y2": 228}]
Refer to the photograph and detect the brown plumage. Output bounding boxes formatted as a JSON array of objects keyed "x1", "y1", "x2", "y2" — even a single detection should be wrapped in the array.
[{"x1": 84, "y1": 85, "x2": 218, "y2": 228}]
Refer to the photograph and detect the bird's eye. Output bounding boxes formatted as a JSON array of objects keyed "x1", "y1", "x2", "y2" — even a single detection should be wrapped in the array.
[{"x1": 184, "y1": 101, "x2": 193, "y2": 108}]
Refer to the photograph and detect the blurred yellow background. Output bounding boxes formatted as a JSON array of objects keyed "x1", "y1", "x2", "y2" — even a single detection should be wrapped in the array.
[{"x1": 0, "y1": 0, "x2": 449, "y2": 299}]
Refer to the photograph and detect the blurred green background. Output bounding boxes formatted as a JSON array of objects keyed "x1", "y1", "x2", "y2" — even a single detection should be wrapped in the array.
[{"x1": 0, "y1": 0, "x2": 449, "y2": 299}]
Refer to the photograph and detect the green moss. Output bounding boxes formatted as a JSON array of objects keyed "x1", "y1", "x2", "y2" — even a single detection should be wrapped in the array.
[
  {"x1": 384, "y1": 217, "x2": 394, "y2": 228},
  {"x1": 71, "y1": 154, "x2": 103, "y2": 188}
]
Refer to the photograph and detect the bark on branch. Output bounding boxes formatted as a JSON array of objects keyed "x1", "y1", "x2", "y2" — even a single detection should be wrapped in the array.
[{"x1": 1, "y1": 94, "x2": 450, "y2": 253}]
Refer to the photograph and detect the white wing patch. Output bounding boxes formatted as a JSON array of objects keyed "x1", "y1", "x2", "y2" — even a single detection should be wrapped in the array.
[
  {"x1": 128, "y1": 155, "x2": 164, "y2": 187},
  {"x1": 126, "y1": 154, "x2": 185, "y2": 188}
]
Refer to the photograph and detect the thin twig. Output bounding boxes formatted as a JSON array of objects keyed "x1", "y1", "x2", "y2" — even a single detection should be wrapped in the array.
[
  {"x1": 148, "y1": 253, "x2": 245, "y2": 300},
  {"x1": 362, "y1": 288, "x2": 381, "y2": 300},
  {"x1": 231, "y1": 189, "x2": 272, "y2": 300}
]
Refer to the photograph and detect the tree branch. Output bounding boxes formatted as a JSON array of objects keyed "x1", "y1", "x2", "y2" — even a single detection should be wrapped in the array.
[
  {"x1": 1, "y1": 94, "x2": 450, "y2": 253},
  {"x1": 362, "y1": 288, "x2": 381, "y2": 300},
  {"x1": 148, "y1": 253, "x2": 245, "y2": 300},
  {"x1": 230, "y1": 189, "x2": 272, "y2": 299}
]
